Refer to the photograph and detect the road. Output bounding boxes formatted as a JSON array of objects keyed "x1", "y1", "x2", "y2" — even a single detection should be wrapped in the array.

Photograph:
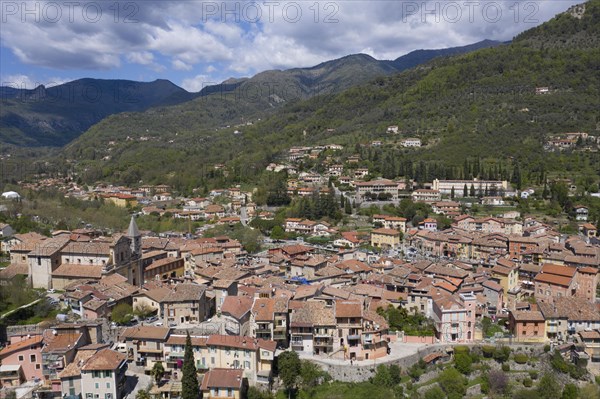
[
  {"x1": 124, "y1": 369, "x2": 153, "y2": 399},
  {"x1": 0, "y1": 298, "x2": 43, "y2": 320}
]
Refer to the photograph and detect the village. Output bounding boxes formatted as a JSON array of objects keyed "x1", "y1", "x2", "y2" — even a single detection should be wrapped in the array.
[{"x1": 0, "y1": 140, "x2": 599, "y2": 399}]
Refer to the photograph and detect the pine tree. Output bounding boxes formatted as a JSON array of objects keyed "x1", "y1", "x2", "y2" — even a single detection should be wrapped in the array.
[
  {"x1": 450, "y1": 186, "x2": 455, "y2": 199},
  {"x1": 181, "y1": 332, "x2": 200, "y2": 399},
  {"x1": 463, "y1": 184, "x2": 468, "y2": 198},
  {"x1": 469, "y1": 184, "x2": 476, "y2": 197},
  {"x1": 345, "y1": 200, "x2": 352, "y2": 215}
]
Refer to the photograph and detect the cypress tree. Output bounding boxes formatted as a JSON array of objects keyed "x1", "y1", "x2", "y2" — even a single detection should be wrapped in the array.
[
  {"x1": 463, "y1": 184, "x2": 468, "y2": 198},
  {"x1": 181, "y1": 332, "x2": 200, "y2": 399}
]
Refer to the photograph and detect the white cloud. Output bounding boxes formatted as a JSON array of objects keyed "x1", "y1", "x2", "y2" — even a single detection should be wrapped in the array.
[
  {"x1": 0, "y1": 0, "x2": 584, "y2": 80},
  {"x1": 126, "y1": 52, "x2": 155, "y2": 65},
  {"x1": 1, "y1": 74, "x2": 72, "y2": 89},
  {"x1": 172, "y1": 60, "x2": 192, "y2": 71},
  {"x1": 181, "y1": 74, "x2": 211, "y2": 92}
]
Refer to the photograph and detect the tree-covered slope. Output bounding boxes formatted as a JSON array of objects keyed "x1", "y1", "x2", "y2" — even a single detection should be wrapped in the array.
[{"x1": 61, "y1": 0, "x2": 599, "y2": 190}]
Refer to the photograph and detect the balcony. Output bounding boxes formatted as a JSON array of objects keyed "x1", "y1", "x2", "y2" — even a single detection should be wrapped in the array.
[{"x1": 273, "y1": 333, "x2": 287, "y2": 341}]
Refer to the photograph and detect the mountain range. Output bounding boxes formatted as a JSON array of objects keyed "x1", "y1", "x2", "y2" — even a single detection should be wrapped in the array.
[
  {"x1": 0, "y1": 39, "x2": 503, "y2": 148},
  {"x1": 57, "y1": 0, "x2": 600, "y2": 190}
]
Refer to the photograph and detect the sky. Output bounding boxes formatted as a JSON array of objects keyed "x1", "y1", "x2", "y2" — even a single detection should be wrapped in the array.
[{"x1": 0, "y1": 0, "x2": 584, "y2": 92}]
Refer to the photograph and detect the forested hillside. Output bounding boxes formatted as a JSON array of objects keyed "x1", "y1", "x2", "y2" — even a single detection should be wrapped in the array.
[{"x1": 56, "y1": 0, "x2": 600, "y2": 192}]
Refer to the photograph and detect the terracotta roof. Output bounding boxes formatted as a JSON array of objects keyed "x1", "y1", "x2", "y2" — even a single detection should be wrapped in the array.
[
  {"x1": 335, "y1": 300, "x2": 362, "y2": 318},
  {"x1": 578, "y1": 330, "x2": 600, "y2": 339},
  {"x1": 136, "y1": 287, "x2": 171, "y2": 302},
  {"x1": 252, "y1": 298, "x2": 276, "y2": 321},
  {"x1": 371, "y1": 228, "x2": 400, "y2": 236},
  {"x1": 200, "y1": 368, "x2": 243, "y2": 390},
  {"x1": 121, "y1": 326, "x2": 170, "y2": 341},
  {"x1": 511, "y1": 310, "x2": 545, "y2": 322},
  {"x1": 163, "y1": 283, "x2": 206, "y2": 302},
  {"x1": 42, "y1": 331, "x2": 83, "y2": 353},
  {"x1": 59, "y1": 348, "x2": 98, "y2": 378},
  {"x1": 482, "y1": 280, "x2": 503, "y2": 292},
  {"x1": 146, "y1": 257, "x2": 183, "y2": 271},
  {"x1": 538, "y1": 297, "x2": 600, "y2": 321},
  {"x1": 291, "y1": 301, "x2": 335, "y2": 327},
  {"x1": 165, "y1": 335, "x2": 208, "y2": 347},
  {"x1": 0, "y1": 336, "x2": 43, "y2": 358},
  {"x1": 206, "y1": 335, "x2": 275, "y2": 351},
  {"x1": 0, "y1": 263, "x2": 29, "y2": 280},
  {"x1": 534, "y1": 273, "x2": 573, "y2": 287},
  {"x1": 540, "y1": 264, "x2": 577, "y2": 277},
  {"x1": 81, "y1": 349, "x2": 126, "y2": 371},
  {"x1": 62, "y1": 241, "x2": 111, "y2": 255},
  {"x1": 52, "y1": 264, "x2": 104, "y2": 279}
]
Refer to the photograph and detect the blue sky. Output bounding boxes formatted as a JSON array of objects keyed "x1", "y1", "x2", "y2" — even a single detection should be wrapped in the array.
[{"x1": 0, "y1": 1, "x2": 583, "y2": 92}]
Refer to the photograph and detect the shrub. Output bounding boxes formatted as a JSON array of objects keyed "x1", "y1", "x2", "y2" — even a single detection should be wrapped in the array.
[
  {"x1": 482, "y1": 345, "x2": 495, "y2": 358},
  {"x1": 523, "y1": 378, "x2": 533, "y2": 387},
  {"x1": 494, "y1": 346, "x2": 511, "y2": 363},
  {"x1": 595, "y1": 375, "x2": 600, "y2": 385},
  {"x1": 529, "y1": 370, "x2": 538, "y2": 380},
  {"x1": 501, "y1": 363, "x2": 510, "y2": 372},
  {"x1": 514, "y1": 353, "x2": 528, "y2": 364},
  {"x1": 544, "y1": 344, "x2": 551, "y2": 352}
]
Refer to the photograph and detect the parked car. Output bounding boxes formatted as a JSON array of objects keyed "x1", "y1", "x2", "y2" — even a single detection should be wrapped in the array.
[
  {"x1": 145, "y1": 316, "x2": 158, "y2": 323},
  {"x1": 154, "y1": 321, "x2": 164, "y2": 326}
]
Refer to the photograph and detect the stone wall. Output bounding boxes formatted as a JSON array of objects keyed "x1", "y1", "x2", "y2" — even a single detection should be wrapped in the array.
[{"x1": 316, "y1": 343, "x2": 547, "y2": 383}]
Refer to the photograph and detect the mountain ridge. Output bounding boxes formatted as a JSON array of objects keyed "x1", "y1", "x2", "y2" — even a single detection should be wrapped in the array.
[{"x1": 1, "y1": 39, "x2": 503, "y2": 148}]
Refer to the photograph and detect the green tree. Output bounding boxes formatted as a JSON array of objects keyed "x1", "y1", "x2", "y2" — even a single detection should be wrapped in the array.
[
  {"x1": 372, "y1": 364, "x2": 392, "y2": 387},
  {"x1": 345, "y1": 199, "x2": 352, "y2": 214},
  {"x1": 181, "y1": 333, "x2": 200, "y2": 399},
  {"x1": 111, "y1": 303, "x2": 133, "y2": 325},
  {"x1": 493, "y1": 346, "x2": 511, "y2": 363},
  {"x1": 151, "y1": 361, "x2": 165, "y2": 385},
  {"x1": 463, "y1": 184, "x2": 468, "y2": 197},
  {"x1": 270, "y1": 225, "x2": 285, "y2": 240},
  {"x1": 247, "y1": 387, "x2": 273, "y2": 399},
  {"x1": 278, "y1": 351, "x2": 301, "y2": 398},
  {"x1": 454, "y1": 352, "x2": 473, "y2": 375},
  {"x1": 389, "y1": 364, "x2": 402, "y2": 385},
  {"x1": 424, "y1": 386, "x2": 445, "y2": 399},
  {"x1": 578, "y1": 384, "x2": 600, "y2": 399},
  {"x1": 537, "y1": 373, "x2": 561, "y2": 399},
  {"x1": 299, "y1": 360, "x2": 329, "y2": 391},
  {"x1": 438, "y1": 367, "x2": 467, "y2": 399},
  {"x1": 561, "y1": 383, "x2": 578, "y2": 399}
]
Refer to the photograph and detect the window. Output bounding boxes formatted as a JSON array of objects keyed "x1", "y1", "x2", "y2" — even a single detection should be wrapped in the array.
[
  {"x1": 105, "y1": 394, "x2": 113, "y2": 399},
  {"x1": 95, "y1": 383, "x2": 99, "y2": 389},
  {"x1": 18, "y1": 355, "x2": 24, "y2": 361},
  {"x1": 106, "y1": 383, "x2": 110, "y2": 389},
  {"x1": 211, "y1": 357, "x2": 215, "y2": 365},
  {"x1": 86, "y1": 394, "x2": 93, "y2": 399},
  {"x1": 35, "y1": 364, "x2": 41, "y2": 369},
  {"x1": 30, "y1": 354, "x2": 36, "y2": 362},
  {"x1": 244, "y1": 361, "x2": 251, "y2": 369},
  {"x1": 228, "y1": 389, "x2": 233, "y2": 397}
]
